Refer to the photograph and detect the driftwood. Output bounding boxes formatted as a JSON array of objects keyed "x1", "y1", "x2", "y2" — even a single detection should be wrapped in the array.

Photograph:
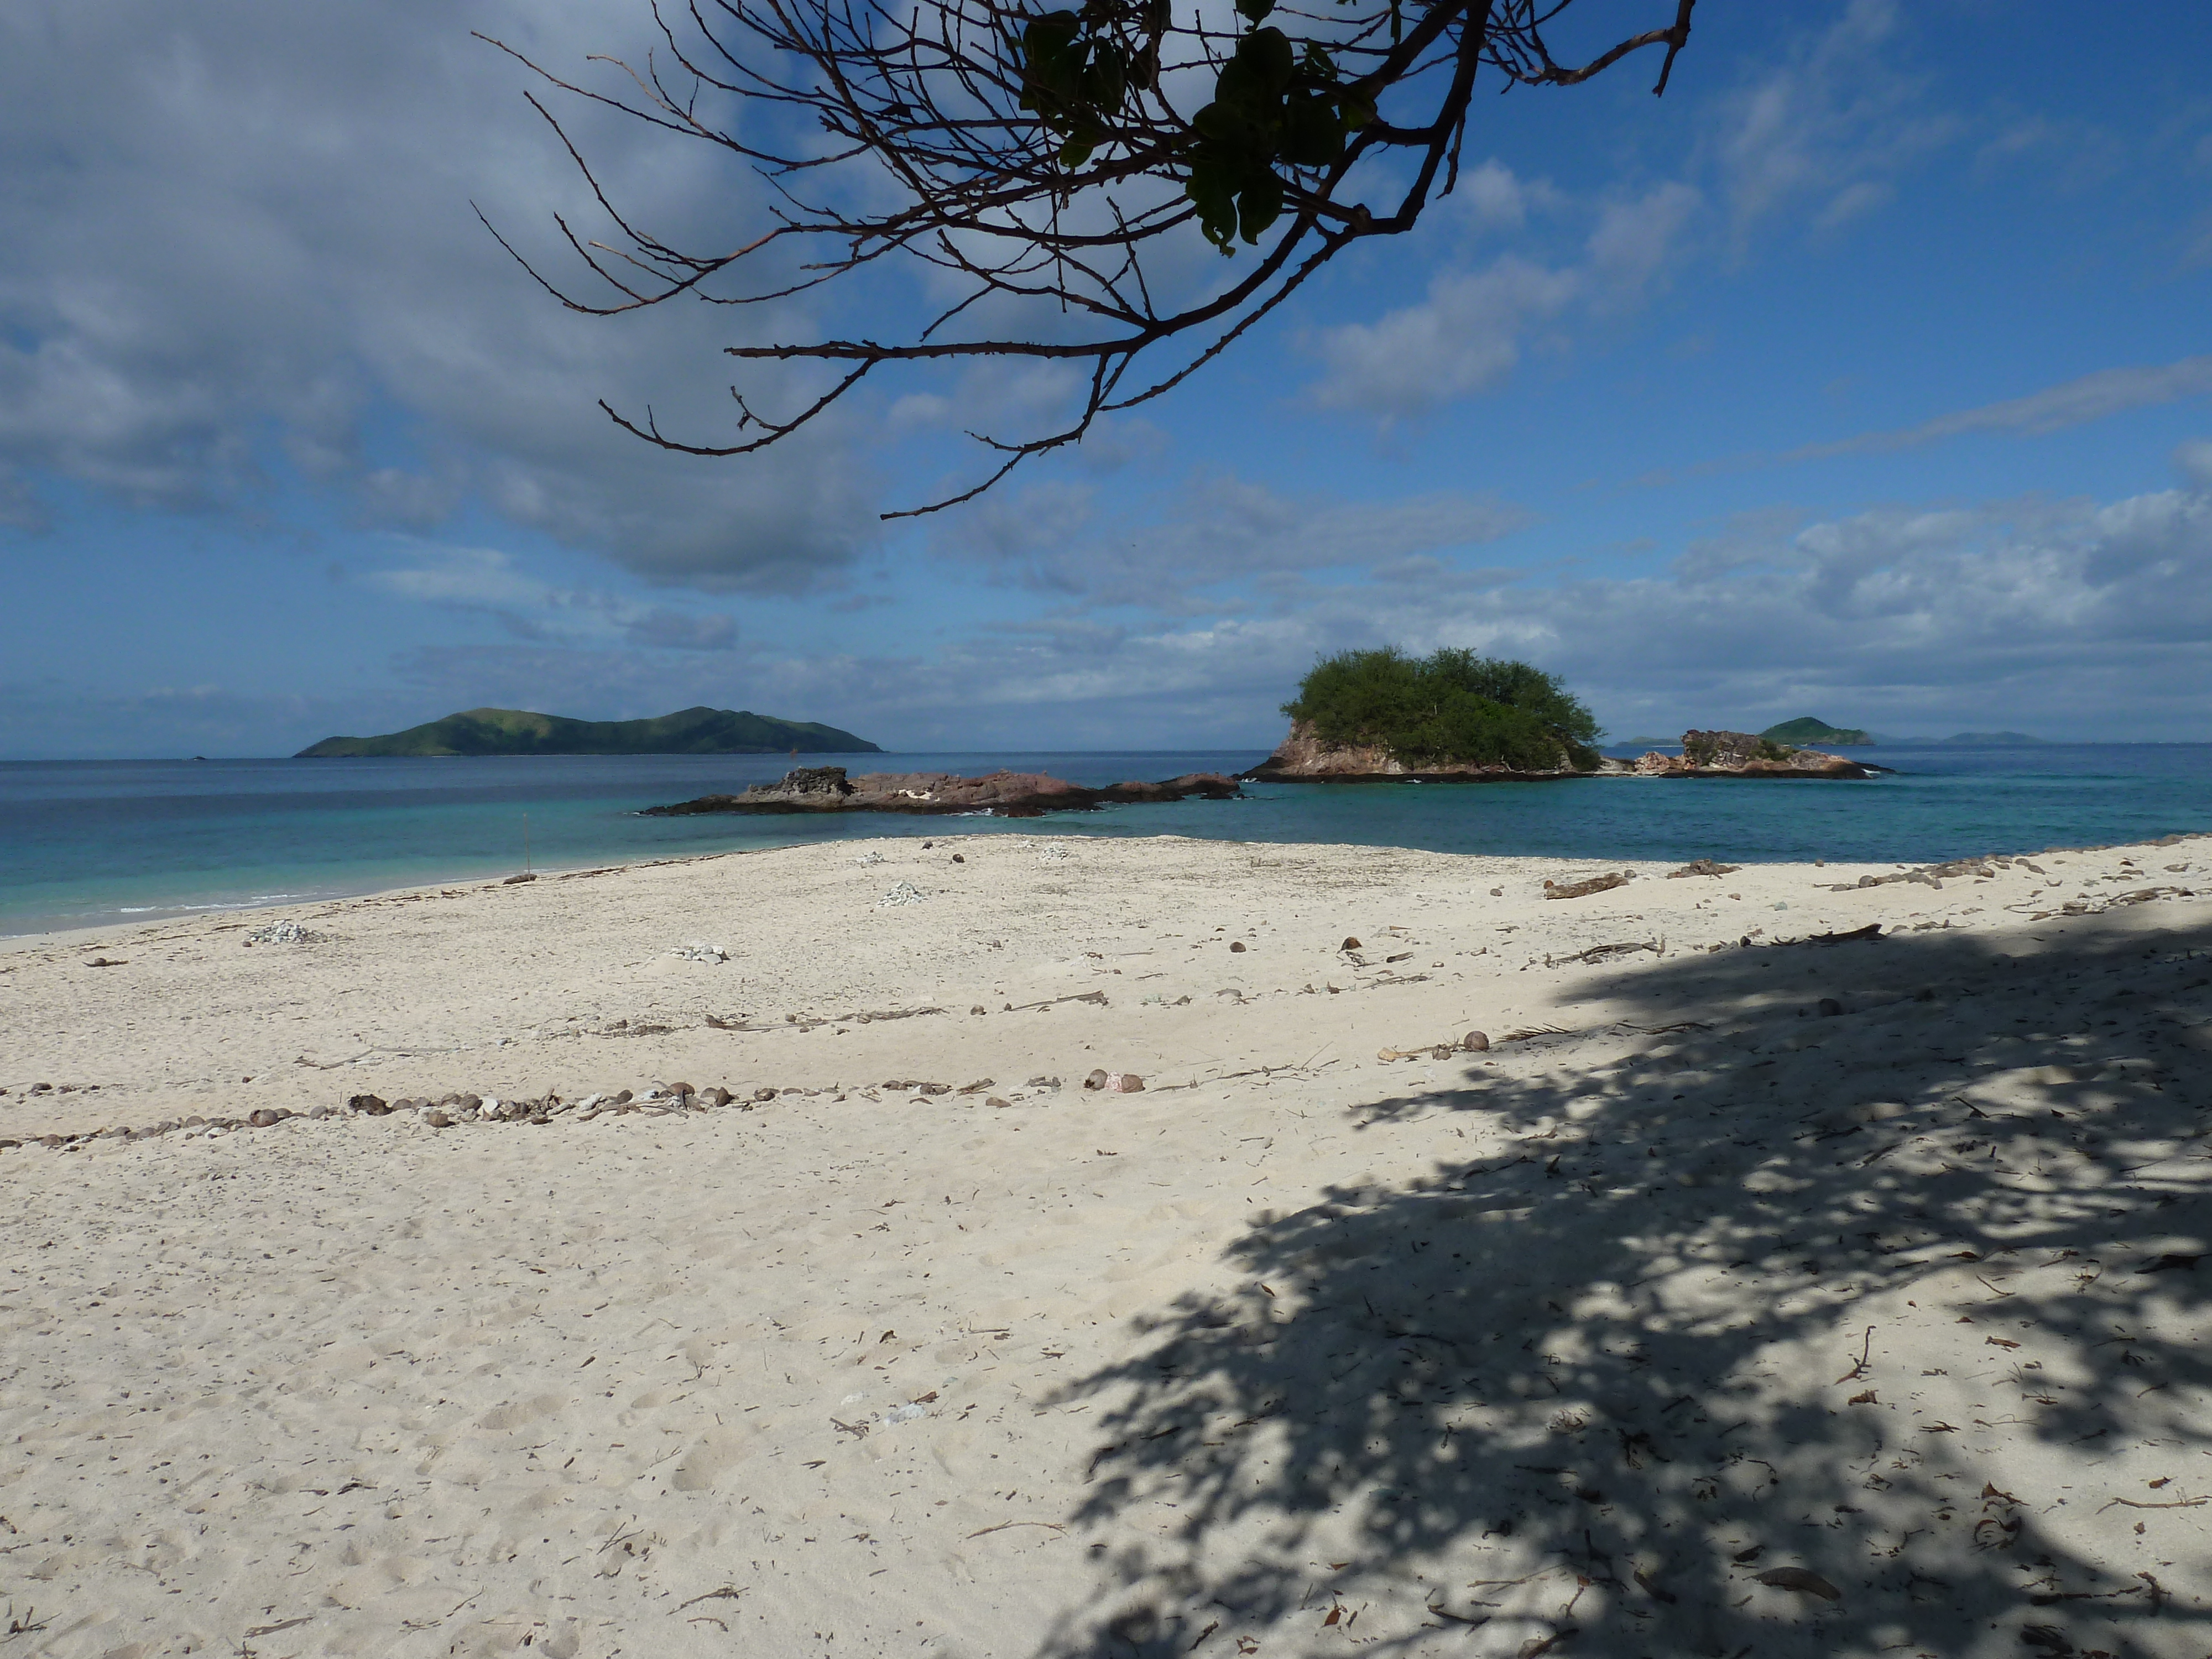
[
  {"x1": 1542, "y1": 872, "x2": 1634, "y2": 900},
  {"x1": 1773, "y1": 924, "x2": 1884, "y2": 948},
  {"x1": 1547, "y1": 939, "x2": 1663, "y2": 967},
  {"x1": 1006, "y1": 990, "x2": 1111, "y2": 1012}
]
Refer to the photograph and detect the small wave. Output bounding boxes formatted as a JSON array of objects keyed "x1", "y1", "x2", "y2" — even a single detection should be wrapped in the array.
[{"x1": 110, "y1": 894, "x2": 310, "y2": 918}]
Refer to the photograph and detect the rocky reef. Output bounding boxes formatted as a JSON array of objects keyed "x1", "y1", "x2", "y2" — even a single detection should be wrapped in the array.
[
  {"x1": 1634, "y1": 729, "x2": 1877, "y2": 779},
  {"x1": 643, "y1": 766, "x2": 1243, "y2": 818},
  {"x1": 1238, "y1": 720, "x2": 1613, "y2": 784},
  {"x1": 1239, "y1": 721, "x2": 1881, "y2": 784}
]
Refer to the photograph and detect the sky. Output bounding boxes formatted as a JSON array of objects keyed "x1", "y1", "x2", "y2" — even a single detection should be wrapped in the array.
[{"x1": 4, "y1": 0, "x2": 2212, "y2": 758}]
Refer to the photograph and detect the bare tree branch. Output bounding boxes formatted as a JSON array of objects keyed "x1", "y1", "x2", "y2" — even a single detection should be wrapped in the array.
[{"x1": 484, "y1": 0, "x2": 1697, "y2": 515}]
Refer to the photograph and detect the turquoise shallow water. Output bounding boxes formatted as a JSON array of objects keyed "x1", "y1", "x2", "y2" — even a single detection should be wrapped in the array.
[{"x1": 3, "y1": 744, "x2": 2209, "y2": 936}]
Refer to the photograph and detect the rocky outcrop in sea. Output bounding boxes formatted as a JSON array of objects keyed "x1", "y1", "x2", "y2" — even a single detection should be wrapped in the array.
[
  {"x1": 1634, "y1": 729, "x2": 1877, "y2": 779},
  {"x1": 1238, "y1": 720, "x2": 1879, "y2": 783},
  {"x1": 1238, "y1": 720, "x2": 1608, "y2": 784},
  {"x1": 643, "y1": 766, "x2": 1243, "y2": 818}
]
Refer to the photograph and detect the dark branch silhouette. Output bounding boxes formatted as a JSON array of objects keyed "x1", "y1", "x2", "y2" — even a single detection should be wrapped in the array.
[{"x1": 478, "y1": 0, "x2": 1697, "y2": 515}]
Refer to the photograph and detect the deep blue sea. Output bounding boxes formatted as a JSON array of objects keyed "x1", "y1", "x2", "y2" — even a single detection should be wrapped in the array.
[{"x1": 3, "y1": 744, "x2": 2210, "y2": 937}]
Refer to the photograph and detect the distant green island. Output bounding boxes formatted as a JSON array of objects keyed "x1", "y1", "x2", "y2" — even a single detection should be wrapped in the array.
[
  {"x1": 296, "y1": 705, "x2": 880, "y2": 759},
  {"x1": 1759, "y1": 716, "x2": 1873, "y2": 746}
]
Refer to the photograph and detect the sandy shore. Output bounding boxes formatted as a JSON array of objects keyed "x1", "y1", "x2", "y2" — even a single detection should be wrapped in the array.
[{"x1": 3, "y1": 830, "x2": 2211, "y2": 1656}]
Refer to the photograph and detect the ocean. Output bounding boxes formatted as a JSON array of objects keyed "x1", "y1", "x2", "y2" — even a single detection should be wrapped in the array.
[{"x1": 3, "y1": 744, "x2": 2210, "y2": 938}]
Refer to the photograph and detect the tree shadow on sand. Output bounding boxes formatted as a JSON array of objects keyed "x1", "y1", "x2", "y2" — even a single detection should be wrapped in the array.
[{"x1": 1044, "y1": 912, "x2": 2212, "y2": 1658}]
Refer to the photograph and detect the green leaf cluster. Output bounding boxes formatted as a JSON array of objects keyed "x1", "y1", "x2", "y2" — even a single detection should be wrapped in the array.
[
  {"x1": 1281, "y1": 647, "x2": 1604, "y2": 771},
  {"x1": 1186, "y1": 6, "x2": 1371, "y2": 251},
  {"x1": 1016, "y1": 0, "x2": 1164, "y2": 168},
  {"x1": 1012, "y1": 2, "x2": 1371, "y2": 251},
  {"x1": 1194, "y1": 11, "x2": 1363, "y2": 252}
]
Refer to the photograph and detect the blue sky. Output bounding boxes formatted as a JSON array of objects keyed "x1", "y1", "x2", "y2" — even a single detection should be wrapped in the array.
[{"x1": 4, "y1": 1, "x2": 2212, "y2": 757}]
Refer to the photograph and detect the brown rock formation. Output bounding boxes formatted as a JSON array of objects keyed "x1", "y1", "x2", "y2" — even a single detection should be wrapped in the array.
[
  {"x1": 644, "y1": 767, "x2": 1242, "y2": 818},
  {"x1": 1238, "y1": 719, "x2": 1606, "y2": 784}
]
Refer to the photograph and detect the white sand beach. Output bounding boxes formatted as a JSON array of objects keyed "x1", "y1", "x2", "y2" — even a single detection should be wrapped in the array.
[{"x1": 3, "y1": 830, "x2": 2211, "y2": 1657}]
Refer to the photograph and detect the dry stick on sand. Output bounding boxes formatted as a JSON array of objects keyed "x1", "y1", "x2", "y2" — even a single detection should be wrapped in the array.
[
  {"x1": 1542, "y1": 872, "x2": 1634, "y2": 900},
  {"x1": 965, "y1": 1521, "x2": 1067, "y2": 1540},
  {"x1": 1006, "y1": 990, "x2": 1110, "y2": 1012},
  {"x1": 1547, "y1": 940, "x2": 1663, "y2": 967},
  {"x1": 1834, "y1": 1325, "x2": 1876, "y2": 1383}
]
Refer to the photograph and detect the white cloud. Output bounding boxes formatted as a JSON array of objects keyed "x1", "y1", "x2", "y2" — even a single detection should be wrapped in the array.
[
  {"x1": 1450, "y1": 159, "x2": 1547, "y2": 232},
  {"x1": 939, "y1": 472, "x2": 1532, "y2": 606},
  {"x1": 1789, "y1": 353, "x2": 2212, "y2": 460},
  {"x1": 364, "y1": 542, "x2": 740, "y2": 651},
  {"x1": 1585, "y1": 182, "x2": 1701, "y2": 301},
  {"x1": 366, "y1": 545, "x2": 549, "y2": 611},
  {"x1": 1973, "y1": 116, "x2": 2126, "y2": 194},
  {"x1": 1307, "y1": 174, "x2": 1697, "y2": 418},
  {"x1": 1309, "y1": 256, "x2": 1579, "y2": 417},
  {"x1": 1812, "y1": 178, "x2": 1892, "y2": 231},
  {"x1": 0, "y1": 0, "x2": 878, "y2": 592},
  {"x1": 1706, "y1": 0, "x2": 1955, "y2": 236}
]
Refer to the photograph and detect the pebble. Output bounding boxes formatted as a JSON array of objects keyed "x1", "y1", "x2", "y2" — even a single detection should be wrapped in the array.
[
  {"x1": 1340, "y1": 936, "x2": 1361, "y2": 951},
  {"x1": 1463, "y1": 1030, "x2": 1490, "y2": 1052}
]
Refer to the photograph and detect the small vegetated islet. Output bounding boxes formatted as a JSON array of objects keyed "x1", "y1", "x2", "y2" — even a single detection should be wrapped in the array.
[{"x1": 1281, "y1": 646, "x2": 1603, "y2": 772}]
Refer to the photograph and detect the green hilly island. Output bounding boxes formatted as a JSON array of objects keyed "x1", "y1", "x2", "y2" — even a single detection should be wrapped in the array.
[
  {"x1": 1759, "y1": 716, "x2": 1873, "y2": 746},
  {"x1": 297, "y1": 706, "x2": 880, "y2": 759}
]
